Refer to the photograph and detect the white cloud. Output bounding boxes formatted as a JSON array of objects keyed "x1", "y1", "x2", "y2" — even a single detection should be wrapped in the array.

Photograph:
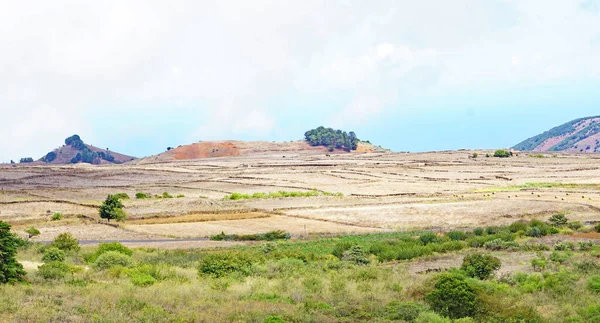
[{"x1": 1, "y1": 0, "x2": 600, "y2": 160}]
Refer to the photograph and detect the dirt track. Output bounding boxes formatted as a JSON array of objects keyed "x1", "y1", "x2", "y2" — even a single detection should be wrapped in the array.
[{"x1": 2, "y1": 150, "x2": 600, "y2": 244}]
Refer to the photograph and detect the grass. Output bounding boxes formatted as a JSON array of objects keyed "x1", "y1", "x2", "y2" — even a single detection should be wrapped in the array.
[
  {"x1": 4, "y1": 221, "x2": 600, "y2": 322},
  {"x1": 224, "y1": 190, "x2": 343, "y2": 200},
  {"x1": 126, "y1": 212, "x2": 272, "y2": 225}
]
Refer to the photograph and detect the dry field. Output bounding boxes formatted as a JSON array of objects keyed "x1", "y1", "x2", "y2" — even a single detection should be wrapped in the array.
[{"x1": 2, "y1": 150, "x2": 600, "y2": 245}]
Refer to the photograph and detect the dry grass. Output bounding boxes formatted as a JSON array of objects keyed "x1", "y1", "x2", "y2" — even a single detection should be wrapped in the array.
[{"x1": 126, "y1": 212, "x2": 272, "y2": 225}]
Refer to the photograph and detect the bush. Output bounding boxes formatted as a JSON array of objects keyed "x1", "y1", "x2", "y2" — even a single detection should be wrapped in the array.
[
  {"x1": 595, "y1": 223, "x2": 600, "y2": 233},
  {"x1": 135, "y1": 192, "x2": 149, "y2": 199},
  {"x1": 461, "y1": 253, "x2": 501, "y2": 280},
  {"x1": 493, "y1": 149, "x2": 512, "y2": 158},
  {"x1": 549, "y1": 251, "x2": 571, "y2": 264},
  {"x1": 0, "y1": 222, "x2": 26, "y2": 283},
  {"x1": 385, "y1": 301, "x2": 427, "y2": 321},
  {"x1": 473, "y1": 228, "x2": 484, "y2": 236},
  {"x1": 263, "y1": 316, "x2": 287, "y2": 323},
  {"x1": 130, "y1": 273, "x2": 156, "y2": 287},
  {"x1": 42, "y1": 247, "x2": 66, "y2": 263},
  {"x1": 87, "y1": 242, "x2": 133, "y2": 263},
  {"x1": 44, "y1": 151, "x2": 57, "y2": 162},
  {"x1": 425, "y1": 273, "x2": 478, "y2": 319},
  {"x1": 415, "y1": 312, "x2": 452, "y2": 323},
  {"x1": 549, "y1": 213, "x2": 568, "y2": 227},
  {"x1": 531, "y1": 256, "x2": 547, "y2": 272},
  {"x1": 25, "y1": 227, "x2": 40, "y2": 238},
  {"x1": 341, "y1": 245, "x2": 370, "y2": 265},
  {"x1": 508, "y1": 221, "x2": 528, "y2": 233},
  {"x1": 37, "y1": 261, "x2": 71, "y2": 280},
  {"x1": 567, "y1": 221, "x2": 583, "y2": 231},
  {"x1": 113, "y1": 193, "x2": 130, "y2": 200},
  {"x1": 447, "y1": 231, "x2": 468, "y2": 241},
  {"x1": 99, "y1": 195, "x2": 126, "y2": 222},
  {"x1": 332, "y1": 241, "x2": 355, "y2": 259},
  {"x1": 197, "y1": 252, "x2": 253, "y2": 278},
  {"x1": 51, "y1": 212, "x2": 63, "y2": 221},
  {"x1": 588, "y1": 275, "x2": 600, "y2": 294},
  {"x1": 484, "y1": 239, "x2": 519, "y2": 251},
  {"x1": 95, "y1": 251, "x2": 134, "y2": 270},
  {"x1": 162, "y1": 192, "x2": 174, "y2": 199},
  {"x1": 419, "y1": 232, "x2": 441, "y2": 245},
  {"x1": 210, "y1": 230, "x2": 290, "y2": 242},
  {"x1": 50, "y1": 233, "x2": 80, "y2": 252}
]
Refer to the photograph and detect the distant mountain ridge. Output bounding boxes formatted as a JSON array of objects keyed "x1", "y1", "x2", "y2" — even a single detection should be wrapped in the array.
[{"x1": 513, "y1": 116, "x2": 600, "y2": 153}]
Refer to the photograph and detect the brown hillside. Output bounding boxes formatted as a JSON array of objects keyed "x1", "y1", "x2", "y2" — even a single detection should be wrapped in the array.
[
  {"x1": 513, "y1": 116, "x2": 600, "y2": 153},
  {"x1": 139, "y1": 140, "x2": 389, "y2": 163}
]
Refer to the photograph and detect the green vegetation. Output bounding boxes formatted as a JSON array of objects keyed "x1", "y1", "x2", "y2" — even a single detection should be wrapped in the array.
[
  {"x1": 210, "y1": 230, "x2": 291, "y2": 241},
  {"x1": 49, "y1": 233, "x2": 80, "y2": 252},
  {"x1": 161, "y1": 192, "x2": 174, "y2": 199},
  {"x1": 493, "y1": 149, "x2": 512, "y2": 158},
  {"x1": 51, "y1": 212, "x2": 63, "y2": 221},
  {"x1": 113, "y1": 193, "x2": 130, "y2": 200},
  {"x1": 0, "y1": 222, "x2": 25, "y2": 284},
  {"x1": 19, "y1": 157, "x2": 34, "y2": 163},
  {"x1": 135, "y1": 192, "x2": 150, "y2": 199},
  {"x1": 304, "y1": 126, "x2": 358, "y2": 151},
  {"x1": 41, "y1": 247, "x2": 66, "y2": 263},
  {"x1": 43, "y1": 151, "x2": 57, "y2": 162},
  {"x1": 224, "y1": 190, "x2": 343, "y2": 200},
  {"x1": 99, "y1": 195, "x2": 127, "y2": 222},
  {"x1": 24, "y1": 227, "x2": 40, "y2": 239},
  {"x1": 475, "y1": 181, "x2": 600, "y2": 193},
  {"x1": 3, "y1": 220, "x2": 600, "y2": 321}
]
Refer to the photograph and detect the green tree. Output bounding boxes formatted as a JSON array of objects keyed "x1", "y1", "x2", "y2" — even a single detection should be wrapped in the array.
[
  {"x1": 50, "y1": 233, "x2": 80, "y2": 252},
  {"x1": 19, "y1": 157, "x2": 34, "y2": 163},
  {"x1": 99, "y1": 195, "x2": 126, "y2": 222},
  {"x1": 425, "y1": 273, "x2": 478, "y2": 319},
  {"x1": 44, "y1": 151, "x2": 57, "y2": 162},
  {"x1": 25, "y1": 227, "x2": 40, "y2": 238},
  {"x1": 461, "y1": 253, "x2": 502, "y2": 280},
  {"x1": 0, "y1": 222, "x2": 26, "y2": 283}
]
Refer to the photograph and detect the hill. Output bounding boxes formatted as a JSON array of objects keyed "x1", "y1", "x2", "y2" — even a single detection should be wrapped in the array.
[
  {"x1": 138, "y1": 140, "x2": 389, "y2": 163},
  {"x1": 26, "y1": 135, "x2": 136, "y2": 165},
  {"x1": 513, "y1": 116, "x2": 600, "y2": 153}
]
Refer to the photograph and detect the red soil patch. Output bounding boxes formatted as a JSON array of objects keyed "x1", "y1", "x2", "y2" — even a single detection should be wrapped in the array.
[{"x1": 570, "y1": 232, "x2": 600, "y2": 239}]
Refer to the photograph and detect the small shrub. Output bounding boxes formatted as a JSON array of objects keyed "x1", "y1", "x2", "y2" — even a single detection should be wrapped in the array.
[
  {"x1": 385, "y1": 301, "x2": 427, "y2": 321},
  {"x1": 484, "y1": 239, "x2": 519, "y2": 251},
  {"x1": 176, "y1": 194, "x2": 185, "y2": 198},
  {"x1": 472, "y1": 153, "x2": 478, "y2": 158},
  {"x1": 263, "y1": 316, "x2": 287, "y2": 323},
  {"x1": 51, "y1": 212, "x2": 63, "y2": 221},
  {"x1": 425, "y1": 273, "x2": 478, "y2": 319},
  {"x1": 415, "y1": 312, "x2": 452, "y2": 323},
  {"x1": 37, "y1": 261, "x2": 71, "y2": 280},
  {"x1": 162, "y1": 192, "x2": 174, "y2": 199},
  {"x1": 341, "y1": 245, "x2": 370, "y2": 265},
  {"x1": 447, "y1": 231, "x2": 468, "y2": 241},
  {"x1": 595, "y1": 223, "x2": 600, "y2": 233},
  {"x1": 549, "y1": 213, "x2": 568, "y2": 227},
  {"x1": 113, "y1": 193, "x2": 130, "y2": 200},
  {"x1": 332, "y1": 241, "x2": 356, "y2": 259},
  {"x1": 95, "y1": 251, "x2": 134, "y2": 270},
  {"x1": 25, "y1": 227, "x2": 41, "y2": 238},
  {"x1": 554, "y1": 241, "x2": 576, "y2": 251},
  {"x1": 578, "y1": 241, "x2": 594, "y2": 251},
  {"x1": 574, "y1": 260, "x2": 600, "y2": 273},
  {"x1": 493, "y1": 149, "x2": 512, "y2": 158},
  {"x1": 549, "y1": 251, "x2": 571, "y2": 264},
  {"x1": 197, "y1": 252, "x2": 253, "y2": 278},
  {"x1": 130, "y1": 273, "x2": 156, "y2": 287},
  {"x1": 526, "y1": 227, "x2": 542, "y2": 238},
  {"x1": 567, "y1": 221, "x2": 583, "y2": 231},
  {"x1": 473, "y1": 228, "x2": 484, "y2": 236},
  {"x1": 50, "y1": 233, "x2": 80, "y2": 252},
  {"x1": 485, "y1": 226, "x2": 501, "y2": 235},
  {"x1": 419, "y1": 232, "x2": 441, "y2": 245},
  {"x1": 87, "y1": 242, "x2": 133, "y2": 263},
  {"x1": 508, "y1": 221, "x2": 528, "y2": 233},
  {"x1": 531, "y1": 256, "x2": 547, "y2": 272},
  {"x1": 135, "y1": 192, "x2": 149, "y2": 199},
  {"x1": 42, "y1": 247, "x2": 66, "y2": 263},
  {"x1": 461, "y1": 253, "x2": 501, "y2": 280},
  {"x1": 588, "y1": 275, "x2": 600, "y2": 293}
]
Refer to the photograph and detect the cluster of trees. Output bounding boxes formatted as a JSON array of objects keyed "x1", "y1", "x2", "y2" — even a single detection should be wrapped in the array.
[
  {"x1": 304, "y1": 126, "x2": 359, "y2": 152},
  {"x1": 43, "y1": 152, "x2": 57, "y2": 162},
  {"x1": 63, "y1": 135, "x2": 116, "y2": 164},
  {"x1": 19, "y1": 157, "x2": 34, "y2": 163},
  {"x1": 99, "y1": 195, "x2": 127, "y2": 222},
  {"x1": 65, "y1": 134, "x2": 86, "y2": 150},
  {"x1": 71, "y1": 149, "x2": 98, "y2": 164}
]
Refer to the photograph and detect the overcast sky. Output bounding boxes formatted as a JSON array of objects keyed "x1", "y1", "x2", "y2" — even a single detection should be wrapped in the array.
[{"x1": 2, "y1": 0, "x2": 600, "y2": 161}]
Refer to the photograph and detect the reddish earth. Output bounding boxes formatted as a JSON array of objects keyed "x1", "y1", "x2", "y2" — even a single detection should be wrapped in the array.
[
  {"x1": 570, "y1": 232, "x2": 600, "y2": 239},
  {"x1": 140, "y1": 140, "x2": 389, "y2": 162}
]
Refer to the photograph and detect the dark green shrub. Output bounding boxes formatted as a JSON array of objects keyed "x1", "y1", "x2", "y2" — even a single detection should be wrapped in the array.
[
  {"x1": 508, "y1": 221, "x2": 528, "y2": 233},
  {"x1": 461, "y1": 253, "x2": 501, "y2": 279},
  {"x1": 484, "y1": 239, "x2": 519, "y2": 251},
  {"x1": 135, "y1": 192, "x2": 149, "y2": 199},
  {"x1": 548, "y1": 213, "x2": 568, "y2": 227},
  {"x1": 99, "y1": 195, "x2": 127, "y2": 222},
  {"x1": 162, "y1": 192, "x2": 174, "y2": 199},
  {"x1": 588, "y1": 275, "x2": 600, "y2": 294},
  {"x1": 50, "y1": 233, "x2": 80, "y2": 252},
  {"x1": 473, "y1": 228, "x2": 484, "y2": 236},
  {"x1": 87, "y1": 242, "x2": 133, "y2": 263},
  {"x1": 419, "y1": 232, "x2": 441, "y2": 245},
  {"x1": 447, "y1": 231, "x2": 468, "y2": 241},
  {"x1": 493, "y1": 149, "x2": 512, "y2": 158},
  {"x1": 44, "y1": 151, "x2": 57, "y2": 162},
  {"x1": 485, "y1": 226, "x2": 501, "y2": 235},
  {"x1": 425, "y1": 273, "x2": 478, "y2": 319},
  {"x1": 25, "y1": 227, "x2": 40, "y2": 238},
  {"x1": 37, "y1": 261, "x2": 71, "y2": 280},
  {"x1": 526, "y1": 227, "x2": 543, "y2": 237},
  {"x1": 42, "y1": 247, "x2": 66, "y2": 263},
  {"x1": 51, "y1": 212, "x2": 63, "y2": 221},
  {"x1": 197, "y1": 252, "x2": 253, "y2": 278},
  {"x1": 95, "y1": 251, "x2": 134, "y2": 269},
  {"x1": 595, "y1": 223, "x2": 600, "y2": 233},
  {"x1": 574, "y1": 260, "x2": 600, "y2": 273},
  {"x1": 0, "y1": 222, "x2": 26, "y2": 283},
  {"x1": 549, "y1": 251, "x2": 571, "y2": 264},
  {"x1": 341, "y1": 245, "x2": 370, "y2": 265}
]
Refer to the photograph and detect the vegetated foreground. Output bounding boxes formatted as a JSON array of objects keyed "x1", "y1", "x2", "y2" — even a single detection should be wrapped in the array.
[{"x1": 1, "y1": 150, "x2": 600, "y2": 321}]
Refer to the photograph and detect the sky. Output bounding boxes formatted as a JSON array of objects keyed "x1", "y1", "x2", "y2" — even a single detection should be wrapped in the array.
[{"x1": 2, "y1": 0, "x2": 600, "y2": 161}]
